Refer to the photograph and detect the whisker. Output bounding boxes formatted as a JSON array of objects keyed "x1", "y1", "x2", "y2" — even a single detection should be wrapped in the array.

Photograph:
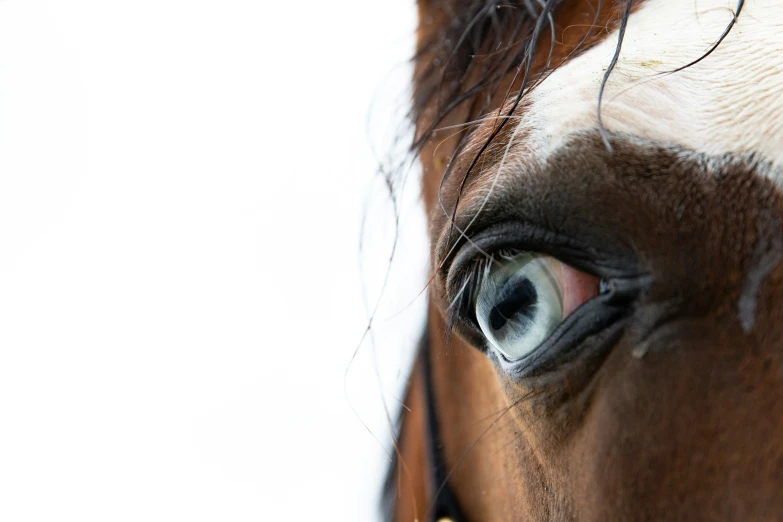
[{"x1": 597, "y1": 0, "x2": 634, "y2": 152}]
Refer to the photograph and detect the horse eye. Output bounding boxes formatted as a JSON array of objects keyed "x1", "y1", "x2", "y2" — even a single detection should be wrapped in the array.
[{"x1": 474, "y1": 253, "x2": 600, "y2": 362}]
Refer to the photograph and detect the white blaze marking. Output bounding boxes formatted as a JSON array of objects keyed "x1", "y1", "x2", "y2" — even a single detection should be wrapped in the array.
[{"x1": 524, "y1": 0, "x2": 783, "y2": 171}]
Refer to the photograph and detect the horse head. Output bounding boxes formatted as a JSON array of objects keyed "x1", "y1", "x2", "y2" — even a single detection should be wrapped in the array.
[{"x1": 386, "y1": 1, "x2": 783, "y2": 520}]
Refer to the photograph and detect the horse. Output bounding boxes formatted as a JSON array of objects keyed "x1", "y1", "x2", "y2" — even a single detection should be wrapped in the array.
[{"x1": 382, "y1": 1, "x2": 783, "y2": 520}]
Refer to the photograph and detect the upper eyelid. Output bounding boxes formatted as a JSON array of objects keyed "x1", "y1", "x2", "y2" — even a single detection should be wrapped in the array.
[{"x1": 446, "y1": 222, "x2": 642, "y2": 289}]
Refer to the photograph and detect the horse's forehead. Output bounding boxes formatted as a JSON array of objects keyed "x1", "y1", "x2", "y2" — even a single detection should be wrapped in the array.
[{"x1": 505, "y1": 0, "x2": 783, "y2": 174}]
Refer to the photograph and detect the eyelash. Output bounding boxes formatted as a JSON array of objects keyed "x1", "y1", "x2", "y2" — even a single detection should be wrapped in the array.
[{"x1": 446, "y1": 249, "x2": 515, "y2": 334}]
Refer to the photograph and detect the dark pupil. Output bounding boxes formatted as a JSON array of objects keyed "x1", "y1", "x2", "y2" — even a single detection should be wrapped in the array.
[{"x1": 489, "y1": 278, "x2": 537, "y2": 331}]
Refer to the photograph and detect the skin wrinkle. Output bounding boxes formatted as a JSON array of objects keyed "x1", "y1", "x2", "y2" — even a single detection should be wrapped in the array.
[{"x1": 738, "y1": 208, "x2": 783, "y2": 334}]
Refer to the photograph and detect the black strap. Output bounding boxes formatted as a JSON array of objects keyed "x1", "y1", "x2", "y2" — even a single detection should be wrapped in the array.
[{"x1": 421, "y1": 340, "x2": 468, "y2": 522}]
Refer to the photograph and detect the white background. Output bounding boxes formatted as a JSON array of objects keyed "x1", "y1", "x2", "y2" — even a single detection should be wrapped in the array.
[{"x1": 0, "y1": 1, "x2": 426, "y2": 520}]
